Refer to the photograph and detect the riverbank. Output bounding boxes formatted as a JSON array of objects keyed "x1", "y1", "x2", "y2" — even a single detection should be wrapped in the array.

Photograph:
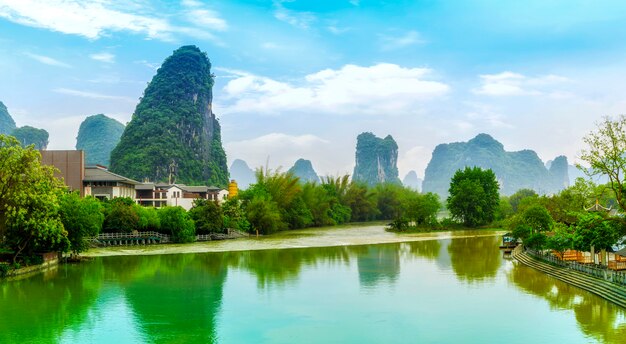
[{"x1": 83, "y1": 224, "x2": 507, "y2": 257}]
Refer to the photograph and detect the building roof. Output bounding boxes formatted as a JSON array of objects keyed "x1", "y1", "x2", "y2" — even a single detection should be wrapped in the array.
[
  {"x1": 135, "y1": 183, "x2": 155, "y2": 190},
  {"x1": 83, "y1": 166, "x2": 142, "y2": 185},
  {"x1": 179, "y1": 185, "x2": 209, "y2": 193}
]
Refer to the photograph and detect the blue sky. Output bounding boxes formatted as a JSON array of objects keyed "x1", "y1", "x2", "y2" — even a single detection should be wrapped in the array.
[{"x1": 2, "y1": 0, "x2": 626, "y2": 178}]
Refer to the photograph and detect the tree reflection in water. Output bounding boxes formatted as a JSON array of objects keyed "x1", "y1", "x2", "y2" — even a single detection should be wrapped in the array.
[
  {"x1": 508, "y1": 262, "x2": 626, "y2": 343},
  {"x1": 448, "y1": 235, "x2": 501, "y2": 283}
]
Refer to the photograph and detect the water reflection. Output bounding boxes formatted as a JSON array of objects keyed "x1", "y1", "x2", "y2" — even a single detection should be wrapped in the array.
[
  {"x1": 508, "y1": 262, "x2": 626, "y2": 343},
  {"x1": 356, "y1": 244, "x2": 400, "y2": 288},
  {"x1": 448, "y1": 235, "x2": 501, "y2": 283},
  {"x1": 0, "y1": 261, "x2": 105, "y2": 343},
  {"x1": 405, "y1": 240, "x2": 441, "y2": 261}
]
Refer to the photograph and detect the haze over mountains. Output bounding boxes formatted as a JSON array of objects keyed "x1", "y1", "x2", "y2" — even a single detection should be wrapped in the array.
[{"x1": 75, "y1": 114, "x2": 125, "y2": 167}]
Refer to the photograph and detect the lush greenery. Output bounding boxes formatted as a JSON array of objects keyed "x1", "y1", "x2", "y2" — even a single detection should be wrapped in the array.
[
  {"x1": 110, "y1": 45, "x2": 228, "y2": 187},
  {"x1": 288, "y1": 158, "x2": 320, "y2": 183},
  {"x1": 423, "y1": 133, "x2": 569, "y2": 197},
  {"x1": 11, "y1": 125, "x2": 49, "y2": 150},
  {"x1": 352, "y1": 132, "x2": 401, "y2": 186},
  {"x1": 447, "y1": 167, "x2": 500, "y2": 227},
  {"x1": 0, "y1": 135, "x2": 68, "y2": 263},
  {"x1": 75, "y1": 114, "x2": 125, "y2": 166},
  {"x1": 579, "y1": 115, "x2": 626, "y2": 212},
  {"x1": 0, "y1": 101, "x2": 16, "y2": 135},
  {"x1": 59, "y1": 192, "x2": 104, "y2": 255}
]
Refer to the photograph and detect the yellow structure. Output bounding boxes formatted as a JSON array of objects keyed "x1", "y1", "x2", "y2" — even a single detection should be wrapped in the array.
[{"x1": 228, "y1": 179, "x2": 238, "y2": 198}]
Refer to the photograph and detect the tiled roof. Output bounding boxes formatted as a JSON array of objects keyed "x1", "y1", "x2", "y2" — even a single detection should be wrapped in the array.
[{"x1": 83, "y1": 166, "x2": 141, "y2": 185}]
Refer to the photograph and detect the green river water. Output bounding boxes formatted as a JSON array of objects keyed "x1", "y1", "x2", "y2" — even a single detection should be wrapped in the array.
[{"x1": 1, "y1": 234, "x2": 625, "y2": 343}]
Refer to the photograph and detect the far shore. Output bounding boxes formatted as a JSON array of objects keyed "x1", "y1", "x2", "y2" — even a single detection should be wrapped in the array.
[{"x1": 83, "y1": 224, "x2": 507, "y2": 258}]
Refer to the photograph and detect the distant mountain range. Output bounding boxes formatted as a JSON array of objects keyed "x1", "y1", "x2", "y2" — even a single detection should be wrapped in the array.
[
  {"x1": 76, "y1": 114, "x2": 125, "y2": 167},
  {"x1": 352, "y1": 132, "x2": 401, "y2": 186},
  {"x1": 288, "y1": 158, "x2": 320, "y2": 183},
  {"x1": 422, "y1": 133, "x2": 569, "y2": 197},
  {"x1": 230, "y1": 159, "x2": 255, "y2": 190}
]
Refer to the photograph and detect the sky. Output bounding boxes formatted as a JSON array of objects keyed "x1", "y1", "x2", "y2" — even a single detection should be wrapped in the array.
[{"x1": 2, "y1": 0, "x2": 626, "y2": 179}]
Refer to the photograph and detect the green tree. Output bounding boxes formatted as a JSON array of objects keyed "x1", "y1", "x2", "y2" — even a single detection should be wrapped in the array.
[
  {"x1": 573, "y1": 212, "x2": 624, "y2": 265},
  {"x1": 245, "y1": 194, "x2": 281, "y2": 235},
  {"x1": 520, "y1": 204, "x2": 553, "y2": 233},
  {"x1": 579, "y1": 115, "x2": 626, "y2": 212},
  {"x1": 0, "y1": 135, "x2": 69, "y2": 262},
  {"x1": 222, "y1": 198, "x2": 250, "y2": 232},
  {"x1": 189, "y1": 199, "x2": 224, "y2": 234},
  {"x1": 134, "y1": 205, "x2": 161, "y2": 232},
  {"x1": 446, "y1": 167, "x2": 500, "y2": 227},
  {"x1": 59, "y1": 193, "x2": 104, "y2": 255},
  {"x1": 103, "y1": 197, "x2": 139, "y2": 233},
  {"x1": 158, "y1": 206, "x2": 196, "y2": 243},
  {"x1": 546, "y1": 223, "x2": 575, "y2": 259},
  {"x1": 509, "y1": 188, "x2": 538, "y2": 213},
  {"x1": 344, "y1": 182, "x2": 378, "y2": 222}
]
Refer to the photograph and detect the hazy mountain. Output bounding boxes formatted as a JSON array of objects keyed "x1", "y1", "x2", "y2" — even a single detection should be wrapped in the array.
[
  {"x1": 288, "y1": 158, "x2": 320, "y2": 183},
  {"x1": 229, "y1": 159, "x2": 255, "y2": 190},
  {"x1": 0, "y1": 101, "x2": 16, "y2": 135},
  {"x1": 422, "y1": 133, "x2": 568, "y2": 197},
  {"x1": 402, "y1": 171, "x2": 422, "y2": 191},
  {"x1": 110, "y1": 45, "x2": 228, "y2": 186},
  {"x1": 11, "y1": 126, "x2": 49, "y2": 150},
  {"x1": 352, "y1": 132, "x2": 401, "y2": 186}
]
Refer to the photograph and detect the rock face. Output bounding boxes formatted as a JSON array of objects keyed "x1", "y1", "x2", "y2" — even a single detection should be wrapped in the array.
[
  {"x1": 76, "y1": 114, "x2": 125, "y2": 167},
  {"x1": 0, "y1": 101, "x2": 16, "y2": 135},
  {"x1": 422, "y1": 133, "x2": 568, "y2": 197},
  {"x1": 288, "y1": 158, "x2": 320, "y2": 183},
  {"x1": 229, "y1": 159, "x2": 255, "y2": 190},
  {"x1": 352, "y1": 132, "x2": 401, "y2": 186},
  {"x1": 110, "y1": 45, "x2": 228, "y2": 186},
  {"x1": 402, "y1": 171, "x2": 422, "y2": 191},
  {"x1": 11, "y1": 125, "x2": 49, "y2": 150}
]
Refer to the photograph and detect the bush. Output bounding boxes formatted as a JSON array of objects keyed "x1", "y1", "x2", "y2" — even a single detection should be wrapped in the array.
[
  {"x1": 0, "y1": 263, "x2": 10, "y2": 277},
  {"x1": 524, "y1": 232, "x2": 547, "y2": 250},
  {"x1": 158, "y1": 206, "x2": 196, "y2": 243}
]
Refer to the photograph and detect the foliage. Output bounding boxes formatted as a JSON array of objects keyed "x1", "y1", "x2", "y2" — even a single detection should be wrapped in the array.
[
  {"x1": 158, "y1": 206, "x2": 196, "y2": 243},
  {"x1": 245, "y1": 194, "x2": 281, "y2": 235},
  {"x1": 495, "y1": 196, "x2": 514, "y2": 221},
  {"x1": 222, "y1": 198, "x2": 250, "y2": 232},
  {"x1": 352, "y1": 132, "x2": 401, "y2": 186},
  {"x1": 573, "y1": 213, "x2": 624, "y2": 252},
  {"x1": 110, "y1": 45, "x2": 228, "y2": 186},
  {"x1": 0, "y1": 135, "x2": 68, "y2": 262},
  {"x1": 59, "y1": 193, "x2": 104, "y2": 255},
  {"x1": 134, "y1": 205, "x2": 161, "y2": 231},
  {"x1": 546, "y1": 223, "x2": 575, "y2": 258},
  {"x1": 524, "y1": 232, "x2": 547, "y2": 250},
  {"x1": 511, "y1": 224, "x2": 532, "y2": 242},
  {"x1": 189, "y1": 199, "x2": 224, "y2": 234},
  {"x1": 509, "y1": 189, "x2": 538, "y2": 213},
  {"x1": 344, "y1": 182, "x2": 378, "y2": 222},
  {"x1": 447, "y1": 167, "x2": 500, "y2": 227},
  {"x1": 75, "y1": 114, "x2": 125, "y2": 166},
  {"x1": 103, "y1": 197, "x2": 139, "y2": 233},
  {"x1": 10, "y1": 126, "x2": 49, "y2": 150},
  {"x1": 579, "y1": 115, "x2": 626, "y2": 212},
  {"x1": 519, "y1": 204, "x2": 553, "y2": 233}
]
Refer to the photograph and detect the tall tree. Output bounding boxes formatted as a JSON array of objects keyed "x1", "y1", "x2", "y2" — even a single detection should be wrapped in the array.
[
  {"x1": 59, "y1": 192, "x2": 104, "y2": 255},
  {"x1": 0, "y1": 135, "x2": 69, "y2": 262},
  {"x1": 579, "y1": 115, "x2": 626, "y2": 212},
  {"x1": 447, "y1": 167, "x2": 499, "y2": 227}
]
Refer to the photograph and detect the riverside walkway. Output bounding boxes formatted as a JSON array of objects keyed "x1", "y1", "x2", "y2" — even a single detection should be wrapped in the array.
[{"x1": 512, "y1": 245, "x2": 626, "y2": 309}]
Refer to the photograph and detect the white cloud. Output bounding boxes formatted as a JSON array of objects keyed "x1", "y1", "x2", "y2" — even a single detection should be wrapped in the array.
[
  {"x1": 23, "y1": 52, "x2": 71, "y2": 68},
  {"x1": 90, "y1": 52, "x2": 115, "y2": 63},
  {"x1": 219, "y1": 63, "x2": 449, "y2": 116},
  {"x1": 182, "y1": 0, "x2": 228, "y2": 31},
  {"x1": 273, "y1": 1, "x2": 315, "y2": 29},
  {"x1": 473, "y1": 71, "x2": 571, "y2": 96},
  {"x1": 54, "y1": 88, "x2": 135, "y2": 102},
  {"x1": 379, "y1": 30, "x2": 425, "y2": 50},
  {"x1": 397, "y1": 145, "x2": 428, "y2": 179},
  {"x1": 0, "y1": 0, "x2": 227, "y2": 42}
]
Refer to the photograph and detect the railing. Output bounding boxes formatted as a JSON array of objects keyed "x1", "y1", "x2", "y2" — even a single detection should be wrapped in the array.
[
  {"x1": 97, "y1": 231, "x2": 170, "y2": 240},
  {"x1": 196, "y1": 234, "x2": 212, "y2": 241},
  {"x1": 526, "y1": 248, "x2": 626, "y2": 287}
]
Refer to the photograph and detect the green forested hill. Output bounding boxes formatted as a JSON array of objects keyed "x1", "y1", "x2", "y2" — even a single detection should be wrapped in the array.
[
  {"x1": 422, "y1": 133, "x2": 569, "y2": 197},
  {"x1": 0, "y1": 101, "x2": 16, "y2": 135},
  {"x1": 11, "y1": 125, "x2": 49, "y2": 150},
  {"x1": 109, "y1": 45, "x2": 228, "y2": 186},
  {"x1": 352, "y1": 132, "x2": 401, "y2": 186},
  {"x1": 76, "y1": 114, "x2": 125, "y2": 166}
]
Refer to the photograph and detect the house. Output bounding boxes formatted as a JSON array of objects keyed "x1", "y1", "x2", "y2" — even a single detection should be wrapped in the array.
[{"x1": 40, "y1": 150, "x2": 228, "y2": 209}]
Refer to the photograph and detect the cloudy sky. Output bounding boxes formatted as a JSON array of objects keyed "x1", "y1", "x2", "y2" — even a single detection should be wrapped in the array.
[{"x1": 2, "y1": 0, "x2": 626, "y2": 178}]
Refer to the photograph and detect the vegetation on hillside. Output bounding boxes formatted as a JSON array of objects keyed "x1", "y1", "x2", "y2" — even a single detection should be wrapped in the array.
[
  {"x1": 110, "y1": 45, "x2": 228, "y2": 186},
  {"x1": 11, "y1": 126, "x2": 49, "y2": 150},
  {"x1": 353, "y1": 132, "x2": 401, "y2": 186},
  {"x1": 0, "y1": 101, "x2": 16, "y2": 135}
]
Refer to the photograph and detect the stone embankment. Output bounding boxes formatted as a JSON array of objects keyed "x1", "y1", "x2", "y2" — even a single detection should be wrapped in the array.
[{"x1": 512, "y1": 246, "x2": 626, "y2": 308}]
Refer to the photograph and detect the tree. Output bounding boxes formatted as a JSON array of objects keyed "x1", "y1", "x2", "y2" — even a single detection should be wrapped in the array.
[
  {"x1": 189, "y1": 199, "x2": 224, "y2": 234},
  {"x1": 579, "y1": 115, "x2": 626, "y2": 212},
  {"x1": 103, "y1": 197, "x2": 139, "y2": 233},
  {"x1": 446, "y1": 167, "x2": 500, "y2": 227},
  {"x1": 245, "y1": 194, "x2": 281, "y2": 235},
  {"x1": 0, "y1": 135, "x2": 69, "y2": 262},
  {"x1": 158, "y1": 206, "x2": 196, "y2": 243},
  {"x1": 222, "y1": 198, "x2": 250, "y2": 232},
  {"x1": 59, "y1": 193, "x2": 104, "y2": 256},
  {"x1": 520, "y1": 204, "x2": 553, "y2": 233},
  {"x1": 509, "y1": 189, "x2": 538, "y2": 213},
  {"x1": 546, "y1": 223, "x2": 574, "y2": 259},
  {"x1": 573, "y1": 213, "x2": 624, "y2": 265}
]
